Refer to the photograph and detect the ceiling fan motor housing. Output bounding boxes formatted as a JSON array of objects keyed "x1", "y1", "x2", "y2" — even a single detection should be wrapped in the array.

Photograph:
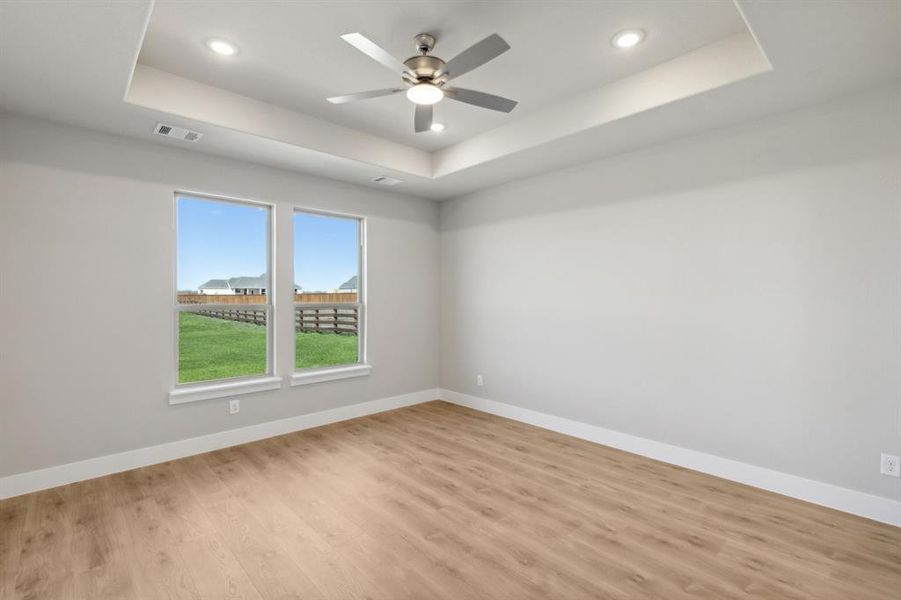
[{"x1": 403, "y1": 55, "x2": 446, "y2": 83}]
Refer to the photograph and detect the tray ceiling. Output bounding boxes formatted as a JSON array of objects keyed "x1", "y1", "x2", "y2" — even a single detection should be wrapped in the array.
[
  {"x1": 1, "y1": 1, "x2": 899, "y2": 199},
  {"x1": 137, "y1": 1, "x2": 747, "y2": 152}
]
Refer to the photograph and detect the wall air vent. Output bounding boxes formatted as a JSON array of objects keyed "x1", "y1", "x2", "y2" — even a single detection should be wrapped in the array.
[
  {"x1": 153, "y1": 122, "x2": 203, "y2": 143},
  {"x1": 370, "y1": 175, "x2": 404, "y2": 186}
]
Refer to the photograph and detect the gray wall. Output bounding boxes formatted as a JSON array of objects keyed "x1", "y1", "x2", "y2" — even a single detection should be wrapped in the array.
[
  {"x1": 0, "y1": 114, "x2": 439, "y2": 477},
  {"x1": 3, "y1": 85, "x2": 900, "y2": 505},
  {"x1": 439, "y1": 85, "x2": 901, "y2": 501}
]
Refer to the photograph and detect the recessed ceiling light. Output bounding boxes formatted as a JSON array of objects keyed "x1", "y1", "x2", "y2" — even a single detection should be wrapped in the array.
[
  {"x1": 612, "y1": 29, "x2": 644, "y2": 49},
  {"x1": 406, "y1": 83, "x2": 444, "y2": 105},
  {"x1": 206, "y1": 38, "x2": 238, "y2": 56},
  {"x1": 430, "y1": 122, "x2": 447, "y2": 132}
]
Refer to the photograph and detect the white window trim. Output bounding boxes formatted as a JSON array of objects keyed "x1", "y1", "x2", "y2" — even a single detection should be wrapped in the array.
[
  {"x1": 293, "y1": 207, "x2": 368, "y2": 379},
  {"x1": 291, "y1": 364, "x2": 372, "y2": 386},
  {"x1": 169, "y1": 376, "x2": 283, "y2": 404},
  {"x1": 171, "y1": 191, "x2": 277, "y2": 404}
]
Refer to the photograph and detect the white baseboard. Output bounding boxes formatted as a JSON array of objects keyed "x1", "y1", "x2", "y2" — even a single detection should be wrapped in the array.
[
  {"x1": 6, "y1": 386, "x2": 898, "y2": 528},
  {"x1": 0, "y1": 388, "x2": 439, "y2": 500},
  {"x1": 439, "y1": 389, "x2": 901, "y2": 528}
]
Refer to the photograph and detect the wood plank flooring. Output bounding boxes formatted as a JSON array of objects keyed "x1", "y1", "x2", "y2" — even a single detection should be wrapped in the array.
[{"x1": 1, "y1": 400, "x2": 899, "y2": 599}]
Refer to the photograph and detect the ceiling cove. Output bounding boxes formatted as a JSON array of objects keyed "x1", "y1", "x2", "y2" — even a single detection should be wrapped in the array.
[
  {"x1": 126, "y1": 0, "x2": 768, "y2": 183},
  {"x1": 4, "y1": 1, "x2": 900, "y2": 199}
]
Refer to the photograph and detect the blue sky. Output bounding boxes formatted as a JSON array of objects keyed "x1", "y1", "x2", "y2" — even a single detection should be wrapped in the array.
[
  {"x1": 294, "y1": 211, "x2": 359, "y2": 292},
  {"x1": 177, "y1": 196, "x2": 358, "y2": 292}
]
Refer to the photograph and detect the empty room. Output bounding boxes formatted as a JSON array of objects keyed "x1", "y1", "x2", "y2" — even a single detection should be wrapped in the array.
[{"x1": 1, "y1": 1, "x2": 900, "y2": 598}]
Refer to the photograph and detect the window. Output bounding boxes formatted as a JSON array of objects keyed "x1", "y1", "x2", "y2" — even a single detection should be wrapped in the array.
[
  {"x1": 293, "y1": 210, "x2": 365, "y2": 375},
  {"x1": 174, "y1": 194, "x2": 273, "y2": 389}
]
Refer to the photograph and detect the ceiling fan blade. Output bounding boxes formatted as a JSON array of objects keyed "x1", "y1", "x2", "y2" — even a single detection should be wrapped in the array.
[
  {"x1": 444, "y1": 87, "x2": 517, "y2": 113},
  {"x1": 340, "y1": 33, "x2": 410, "y2": 75},
  {"x1": 414, "y1": 104, "x2": 433, "y2": 133},
  {"x1": 327, "y1": 88, "x2": 404, "y2": 104},
  {"x1": 439, "y1": 33, "x2": 510, "y2": 80}
]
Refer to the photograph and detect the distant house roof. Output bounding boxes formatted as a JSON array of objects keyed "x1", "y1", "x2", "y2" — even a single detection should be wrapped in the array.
[
  {"x1": 228, "y1": 275, "x2": 268, "y2": 289},
  {"x1": 339, "y1": 275, "x2": 358, "y2": 290},
  {"x1": 199, "y1": 274, "x2": 302, "y2": 291},
  {"x1": 199, "y1": 278, "x2": 231, "y2": 290}
]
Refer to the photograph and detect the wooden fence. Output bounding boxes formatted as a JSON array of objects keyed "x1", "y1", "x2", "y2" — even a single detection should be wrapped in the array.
[
  {"x1": 189, "y1": 304, "x2": 359, "y2": 335},
  {"x1": 192, "y1": 307, "x2": 268, "y2": 327},
  {"x1": 295, "y1": 306, "x2": 359, "y2": 335},
  {"x1": 178, "y1": 292, "x2": 357, "y2": 305}
]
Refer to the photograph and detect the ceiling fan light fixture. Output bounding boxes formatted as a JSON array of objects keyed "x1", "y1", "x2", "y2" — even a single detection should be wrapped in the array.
[
  {"x1": 406, "y1": 83, "x2": 444, "y2": 105},
  {"x1": 612, "y1": 29, "x2": 644, "y2": 49}
]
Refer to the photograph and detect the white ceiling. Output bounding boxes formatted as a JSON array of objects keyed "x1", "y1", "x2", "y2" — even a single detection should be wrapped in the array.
[
  {"x1": 138, "y1": 1, "x2": 746, "y2": 151},
  {"x1": 1, "y1": 1, "x2": 899, "y2": 200}
]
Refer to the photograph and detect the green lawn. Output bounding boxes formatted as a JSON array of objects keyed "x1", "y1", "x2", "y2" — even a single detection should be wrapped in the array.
[
  {"x1": 178, "y1": 312, "x2": 358, "y2": 383},
  {"x1": 294, "y1": 330, "x2": 358, "y2": 370}
]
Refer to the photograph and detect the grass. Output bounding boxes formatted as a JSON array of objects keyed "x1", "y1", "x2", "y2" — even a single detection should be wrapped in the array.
[
  {"x1": 294, "y1": 330, "x2": 358, "y2": 370},
  {"x1": 178, "y1": 312, "x2": 358, "y2": 383},
  {"x1": 178, "y1": 312, "x2": 266, "y2": 383}
]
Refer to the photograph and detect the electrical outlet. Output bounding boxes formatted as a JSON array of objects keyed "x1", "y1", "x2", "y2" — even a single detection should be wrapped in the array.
[
  {"x1": 228, "y1": 399, "x2": 240, "y2": 415},
  {"x1": 476, "y1": 374, "x2": 483, "y2": 387},
  {"x1": 881, "y1": 453, "x2": 900, "y2": 477}
]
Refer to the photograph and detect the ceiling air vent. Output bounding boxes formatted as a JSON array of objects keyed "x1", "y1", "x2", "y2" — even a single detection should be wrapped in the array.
[
  {"x1": 370, "y1": 175, "x2": 404, "y2": 186},
  {"x1": 153, "y1": 122, "x2": 203, "y2": 143}
]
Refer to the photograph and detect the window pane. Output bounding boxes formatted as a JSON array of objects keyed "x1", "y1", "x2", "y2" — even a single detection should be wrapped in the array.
[
  {"x1": 178, "y1": 310, "x2": 267, "y2": 383},
  {"x1": 176, "y1": 195, "x2": 270, "y2": 385},
  {"x1": 177, "y1": 196, "x2": 268, "y2": 304},
  {"x1": 295, "y1": 306, "x2": 359, "y2": 369},
  {"x1": 294, "y1": 211, "x2": 360, "y2": 370}
]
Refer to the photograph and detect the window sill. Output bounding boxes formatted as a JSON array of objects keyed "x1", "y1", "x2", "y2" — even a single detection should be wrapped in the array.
[
  {"x1": 291, "y1": 364, "x2": 372, "y2": 386},
  {"x1": 169, "y1": 376, "x2": 283, "y2": 405}
]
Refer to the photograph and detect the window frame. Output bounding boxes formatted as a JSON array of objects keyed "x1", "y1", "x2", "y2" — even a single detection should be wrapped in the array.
[
  {"x1": 291, "y1": 206, "x2": 369, "y2": 386},
  {"x1": 170, "y1": 191, "x2": 279, "y2": 404}
]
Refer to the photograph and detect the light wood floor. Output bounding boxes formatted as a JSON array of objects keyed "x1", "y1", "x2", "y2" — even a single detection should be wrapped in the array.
[{"x1": 2, "y1": 401, "x2": 899, "y2": 600}]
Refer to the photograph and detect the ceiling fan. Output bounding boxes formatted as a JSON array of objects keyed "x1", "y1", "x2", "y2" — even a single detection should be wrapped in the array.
[{"x1": 327, "y1": 32, "x2": 518, "y2": 133}]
